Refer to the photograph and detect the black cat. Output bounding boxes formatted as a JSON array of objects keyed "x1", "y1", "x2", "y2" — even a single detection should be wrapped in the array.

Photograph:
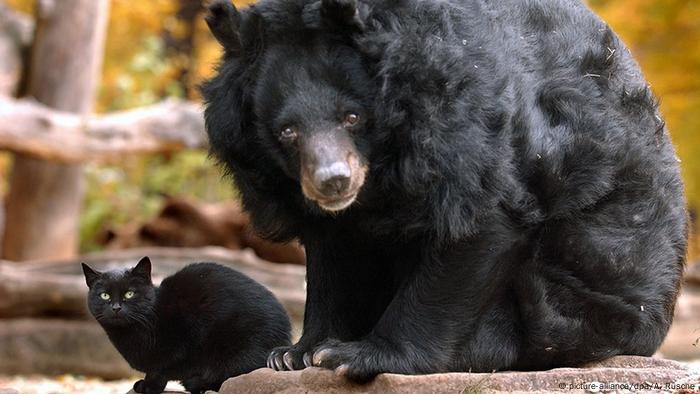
[{"x1": 82, "y1": 257, "x2": 291, "y2": 394}]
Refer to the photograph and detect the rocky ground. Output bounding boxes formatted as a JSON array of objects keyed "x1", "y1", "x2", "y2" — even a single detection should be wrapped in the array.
[
  {"x1": 1, "y1": 254, "x2": 698, "y2": 393},
  {"x1": 0, "y1": 376, "x2": 183, "y2": 394},
  {"x1": 213, "y1": 357, "x2": 700, "y2": 394},
  {"x1": 1, "y1": 357, "x2": 698, "y2": 394},
  {"x1": 0, "y1": 375, "x2": 134, "y2": 394}
]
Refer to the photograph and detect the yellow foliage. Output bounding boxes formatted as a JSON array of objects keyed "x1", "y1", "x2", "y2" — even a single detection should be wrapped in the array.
[
  {"x1": 4, "y1": 0, "x2": 32, "y2": 13},
  {"x1": 100, "y1": 0, "x2": 252, "y2": 108},
  {"x1": 5, "y1": 0, "x2": 700, "y2": 256}
]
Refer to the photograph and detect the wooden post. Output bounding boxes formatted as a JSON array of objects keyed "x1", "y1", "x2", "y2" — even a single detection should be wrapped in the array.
[{"x1": 2, "y1": 0, "x2": 110, "y2": 260}]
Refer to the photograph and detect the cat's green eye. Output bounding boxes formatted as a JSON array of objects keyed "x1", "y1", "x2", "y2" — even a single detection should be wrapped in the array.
[
  {"x1": 100, "y1": 292, "x2": 110, "y2": 300},
  {"x1": 124, "y1": 291, "x2": 135, "y2": 299}
]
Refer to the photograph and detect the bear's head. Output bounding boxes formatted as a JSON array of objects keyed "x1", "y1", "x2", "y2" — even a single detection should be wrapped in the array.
[{"x1": 203, "y1": 0, "x2": 376, "y2": 214}]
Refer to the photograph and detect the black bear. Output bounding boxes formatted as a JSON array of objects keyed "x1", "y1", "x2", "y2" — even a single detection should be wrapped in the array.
[{"x1": 202, "y1": 0, "x2": 688, "y2": 382}]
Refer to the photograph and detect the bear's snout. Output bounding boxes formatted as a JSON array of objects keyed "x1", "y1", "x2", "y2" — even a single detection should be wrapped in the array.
[
  {"x1": 314, "y1": 162, "x2": 352, "y2": 197},
  {"x1": 300, "y1": 131, "x2": 367, "y2": 212}
]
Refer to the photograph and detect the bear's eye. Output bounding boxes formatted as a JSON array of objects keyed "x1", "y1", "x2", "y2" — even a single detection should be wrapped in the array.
[
  {"x1": 343, "y1": 113, "x2": 360, "y2": 127},
  {"x1": 279, "y1": 126, "x2": 298, "y2": 142}
]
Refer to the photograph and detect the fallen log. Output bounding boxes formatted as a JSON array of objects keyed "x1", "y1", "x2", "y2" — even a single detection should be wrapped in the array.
[
  {"x1": 0, "y1": 318, "x2": 134, "y2": 379},
  {"x1": 0, "y1": 247, "x2": 306, "y2": 322},
  {"x1": 0, "y1": 247, "x2": 305, "y2": 379},
  {"x1": 0, "y1": 261, "x2": 87, "y2": 318},
  {"x1": 0, "y1": 96, "x2": 207, "y2": 162}
]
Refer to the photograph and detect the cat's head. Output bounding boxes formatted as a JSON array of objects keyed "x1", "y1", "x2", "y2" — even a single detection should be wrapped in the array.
[{"x1": 81, "y1": 256, "x2": 156, "y2": 328}]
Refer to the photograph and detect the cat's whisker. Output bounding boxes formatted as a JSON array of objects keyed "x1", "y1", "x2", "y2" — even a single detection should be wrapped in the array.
[{"x1": 127, "y1": 312, "x2": 154, "y2": 329}]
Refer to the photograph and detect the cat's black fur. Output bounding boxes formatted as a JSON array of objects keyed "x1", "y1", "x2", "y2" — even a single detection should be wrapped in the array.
[{"x1": 82, "y1": 257, "x2": 291, "y2": 394}]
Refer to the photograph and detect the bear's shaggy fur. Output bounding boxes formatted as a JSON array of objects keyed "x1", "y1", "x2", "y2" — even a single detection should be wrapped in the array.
[{"x1": 203, "y1": 0, "x2": 687, "y2": 382}]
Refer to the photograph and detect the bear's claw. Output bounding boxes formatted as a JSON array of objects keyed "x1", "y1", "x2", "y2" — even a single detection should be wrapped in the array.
[
  {"x1": 311, "y1": 339, "x2": 384, "y2": 382},
  {"x1": 268, "y1": 345, "x2": 307, "y2": 371}
]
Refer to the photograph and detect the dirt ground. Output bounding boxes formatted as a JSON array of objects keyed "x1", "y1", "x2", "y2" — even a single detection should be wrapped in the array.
[{"x1": 0, "y1": 376, "x2": 185, "y2": 394}]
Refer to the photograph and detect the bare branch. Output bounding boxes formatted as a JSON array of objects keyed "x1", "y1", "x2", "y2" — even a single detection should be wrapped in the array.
[{"x1": 0, "y1": 96, "x2": 208, "y2": 162}]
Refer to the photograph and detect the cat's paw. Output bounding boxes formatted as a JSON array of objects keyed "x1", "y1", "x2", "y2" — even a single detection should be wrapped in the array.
[
  {"x1": 267, "y1": 345, "x2": 309, "y2": 371},
  {"x1": 132, "y1": 379, "x2": 147, "y2": 393},
  {"x1": 132, "y1": 378, "x2": 166, "y2": 394},
  {"x1": 182, "y1": 375, "x2": 217, "y2": 394}
]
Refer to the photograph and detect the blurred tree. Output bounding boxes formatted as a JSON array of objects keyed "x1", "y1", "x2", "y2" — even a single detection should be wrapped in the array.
[
  {"x1": 3, "y1": 0, "x2": 698, "y2": 256},
  {"x1": 163, "y1": 0, "x2": 204, "y2": 99},
  {"x1": 97, "y1": 0, "x2": 252, "y2": 111},
  {"x1": 589, "y1": 0, "x2": 700, "y2": 256},
  {"x1": 0, "y1": 1, "x2": 32, "y2": 96},
  {"x1": 2, "y1": 0, "x2": 109, "y2": 260},
  {"x1": 99, "y1": 0, "x2": 180, "y2": 111}
]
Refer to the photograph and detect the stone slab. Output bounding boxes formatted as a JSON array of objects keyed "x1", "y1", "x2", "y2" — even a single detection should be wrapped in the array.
[{"x1": 216, "y1": 356, "x2": 699, "y2": 394}]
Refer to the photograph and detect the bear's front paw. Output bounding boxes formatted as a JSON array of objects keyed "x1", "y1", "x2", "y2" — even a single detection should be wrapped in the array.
[
  {"x1": 268, "y1": 345, "x2": 308, "y2": 371},
  {"x1": 311, "y1": 338, "x2": 392, "y2": 383}
]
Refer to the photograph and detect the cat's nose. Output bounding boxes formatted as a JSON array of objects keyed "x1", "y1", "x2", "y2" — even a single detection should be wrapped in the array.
[{"x1": 112, "y1": 304, "x2": 122, "y2": 313}]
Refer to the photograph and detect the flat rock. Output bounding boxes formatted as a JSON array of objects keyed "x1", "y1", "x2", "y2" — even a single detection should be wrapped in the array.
[{"x1": 216, "y1": 356, "x2": 700, "y2": 394}]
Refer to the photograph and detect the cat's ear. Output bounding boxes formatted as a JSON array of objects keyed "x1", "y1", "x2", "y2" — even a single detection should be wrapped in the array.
[
  {"x1": 81, "y1": 263, "x2": 102, "y2": 288},
  {"x1": 132, "y1": 256, "x2": 152, "y2": 282}
]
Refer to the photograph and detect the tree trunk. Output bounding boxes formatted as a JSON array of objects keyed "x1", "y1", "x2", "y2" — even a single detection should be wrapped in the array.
[
  {"x1": 0, "y1": 2, "x2": 32, "y2": 97},
  {"x1": 1, "y1": 0, "x2": 109, "y2": 261}
]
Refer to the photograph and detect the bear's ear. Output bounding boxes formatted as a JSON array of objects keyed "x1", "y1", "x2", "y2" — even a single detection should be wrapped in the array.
[
  {"x1": 205, "y1": 0, "x2": 243, "y2": 56},
  {"x1": 305, "y1": 0, "x2": 365, "y2": 32},
  {"x1": 239, "y1": 10, "x2": 266, "y2": 63}
]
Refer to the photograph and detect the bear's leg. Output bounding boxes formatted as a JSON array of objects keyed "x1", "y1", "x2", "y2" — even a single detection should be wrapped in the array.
[
  {"x1": 269, "y1": 233, "x2": 393, "y2": 371},
  {"x1": 310, "y1": 228, "x2": 524, "y2": 382},
  {"x1": 511, "y1": 194, "x2": 685, "y2": 370}
]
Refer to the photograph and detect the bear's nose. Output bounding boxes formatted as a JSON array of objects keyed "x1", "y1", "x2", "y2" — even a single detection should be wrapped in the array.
[{"x1": 314, "y1": 162, "x2": 351, "y2": 196}]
